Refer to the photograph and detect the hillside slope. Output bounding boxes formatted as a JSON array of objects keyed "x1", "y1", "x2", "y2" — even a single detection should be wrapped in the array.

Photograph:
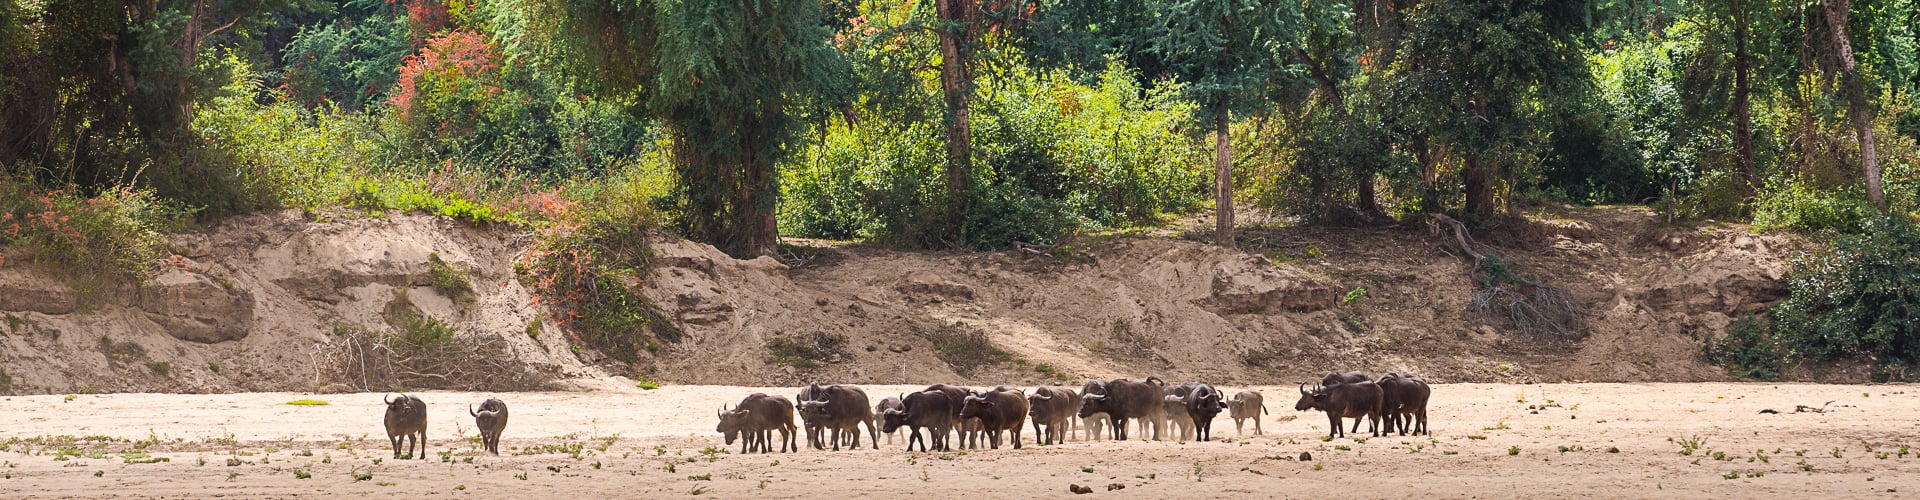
[{"x1": 0, "y1": 206, "x2": 1811, "y2": 395}]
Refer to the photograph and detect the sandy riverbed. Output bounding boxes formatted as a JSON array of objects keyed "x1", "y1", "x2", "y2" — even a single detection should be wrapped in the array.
[{"x1": 1, "y1": 383, "x2": 1916, "y2": 498}]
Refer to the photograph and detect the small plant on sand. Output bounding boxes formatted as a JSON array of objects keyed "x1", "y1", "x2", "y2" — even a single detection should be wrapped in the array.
[
  {"x1": 284, "y1": 399, "x2": 329, "y2": 406},
  {"x1": 1673, "y1": 435, "x2": 1709, "y2": 456}
]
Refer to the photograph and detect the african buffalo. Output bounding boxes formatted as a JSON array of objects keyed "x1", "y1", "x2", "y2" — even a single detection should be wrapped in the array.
[
  {"x1": 718, "y1": 393, "x2": 798, "y2": 454},
  {"x1": 1322, "y1": 371, "x2": 1377, "y2": 434},
  {"x1": 1028, "y1": 386, "x2": 1078, "y2": 445},
  {"x1": 1294, "y1": 381, "x2": 1384, "y2": 438},
  {"x1": 796, "y1": 383, "x2": 878, "y2": 450},
  {"x1": 881, "y1": 390, "x2": 954, "y2": 452},
  {"x1": 959, "y1": 388, "x2": 1030, "y2": 449},
  {"x1": 1226, "y1": 391, "x2": 1268, "y2": 436},
  {"x1": 925, "y1": 384, "x2": 983, "y2": 449},
  {"x1": 1162, "y1": 383, "x2": 1198, "y2": 441},
  {"x1": 383, "y1": 394, "x2": 427, "y2": 460},
  {"x1": 875, "y1": 396, "x2": 905, "y2": 444},
  {"x1": 469, "y1": 397, "x2": 508, "y2": 455},
  {"x1": 1167, "y1": 383, "x2": 1226, "y2": 442},
  {"x1": 1078, "y1": 377, "x2": 1166, "y2": 441},
  {"x1": 1378, "y1": 373, "x2": 1432, "y2": 436}
]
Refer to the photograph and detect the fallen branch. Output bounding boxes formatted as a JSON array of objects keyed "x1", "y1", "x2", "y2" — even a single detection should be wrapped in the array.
[{"x1": 1429, "y1": 213, "x2": 1585, "y2": 342}]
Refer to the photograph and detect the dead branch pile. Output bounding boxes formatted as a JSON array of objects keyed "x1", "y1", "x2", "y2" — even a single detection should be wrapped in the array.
[
  {"x1": 312, "y1": 328, "x2": 549, "y2": 392},
  {"x1": 1429, "y1": 214, "x2": 1585, "y2": 343}
]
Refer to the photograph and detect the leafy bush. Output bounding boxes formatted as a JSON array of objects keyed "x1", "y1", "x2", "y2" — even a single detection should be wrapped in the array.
[
  {"x1": 914, "y1": 323, "x2": 1009, "y2": 376},
  {"x1": 0, "y1": 176, "x2": 186, "y2": 294},
  {"x1": 780, "y1": 63, "x2": 1206, "y2": 248},
  {"x1": 381, "y1": 30, "x2": 650, "y2": 179},
  {"x1": 1750, "y1": 182, "x2": 1877, "y2": 234},
  {"x1": 1772, "y1": 215, "x2": 1920, "y2": 365},
  {"x1": 765, "y1": 332, "x2": 851, "y2": 369},
  {"x1": 1703, "y1": 315, "x2": 1785, "y2": 381},
  {"x1": 514, "y1": 166, "x2": 677, "y2": 362}
]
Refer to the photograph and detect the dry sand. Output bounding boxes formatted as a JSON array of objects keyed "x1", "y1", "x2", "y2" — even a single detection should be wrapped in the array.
[{"x1": 1, "y1": 383, "x2": 1916, "y2": 498}]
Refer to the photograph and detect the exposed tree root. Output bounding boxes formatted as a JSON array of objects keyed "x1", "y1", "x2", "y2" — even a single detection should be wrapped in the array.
[{"x1": 1429, "y1": 214, "x2": 1585, "y2": 343}]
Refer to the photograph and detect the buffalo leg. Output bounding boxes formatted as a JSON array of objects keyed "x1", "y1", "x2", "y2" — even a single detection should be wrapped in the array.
[
  {"x1": 417, "y1": 431, "x2": 427, "y2": 459},
  {"x1": 1327, "y1": 412, "x2": 1343, "y2": 438},
  {"x1": 1253, "y1": 416, "x2": 1263, "y2": 436}
]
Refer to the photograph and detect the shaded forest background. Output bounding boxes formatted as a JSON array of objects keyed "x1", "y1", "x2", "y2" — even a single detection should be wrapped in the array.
[{"x1": 2, "y1": 0, "x2": 1918, "y2": 378}]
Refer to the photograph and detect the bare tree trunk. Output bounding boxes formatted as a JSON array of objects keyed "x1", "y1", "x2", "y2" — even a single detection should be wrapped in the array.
[
  {"x1": 1358, "y1": 176, "x2": 1378, "y2": 215},
  {"x1": 1732, "y1": 0, "x2": 1757, "y2": 197},
  {"x1": 1413, "y1": 134, "x2": 1440, "y2": 213},
  {"x1": 1464, "y1": 156, "x2": 1492, "y2": 218},
  {"x1": 935, "y1": 0, "x2": 975, "y2": 243},
  {"x1": 1823, "y1": 0, "x2": 1884, "y2": 211},
  {"x1": 1214, "y1": 102, "x2": 1234, "y2": 249}
]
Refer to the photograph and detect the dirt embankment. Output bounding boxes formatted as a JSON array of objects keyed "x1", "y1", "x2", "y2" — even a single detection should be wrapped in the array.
[{"x1": 0, "y1": 205, "x2": 1810, "y2": 394}]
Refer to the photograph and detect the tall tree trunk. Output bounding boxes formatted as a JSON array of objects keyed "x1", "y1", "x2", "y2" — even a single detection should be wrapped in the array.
[
  {"x1": 1357, "y1": 174, "x2": 1379, "y2": 216},
  {"x1": 1823, "y1": 0, "x2": 1884, "y2": 211},
  {"x1": 1213, "y1": 102, "x2": 1234, "y2": 249},
  {"x1": 1464, "y1": 156, "x2": 1492, "y2": 218},
  {"x1": 935, "y1": 0, "x2": 975, "y2": 243},
  {"x1": 1413, "y1": 134, "x2": 1440, "y2": 213},
  {"x1": 1732, "y1": 0, "x2": 1757, "y2": 197}
]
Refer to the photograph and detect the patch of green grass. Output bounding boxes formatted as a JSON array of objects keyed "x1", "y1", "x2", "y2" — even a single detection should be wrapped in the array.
[
  {"x1": 913, "y1": 323, "x2": 1009, "y2": 376},
  {"x1": 284, "y1": 399, "x2": 329, "y2": 406},
  {"x1": 145, "y1": 361, "x2": 171, "y2": 376},
  {"x1": 1508, "y1": 446, "x2": 1520, "y2": 456},
  {"x1": 426, "y1": 253, "x2": 475, "y2": 305},
  {"x1": 0, "y1": 367, "x2": 11, "y2": 394},
  {"x1": 765, "y1": 331, "x2": 850, "y2": 370},
  {"x1": 1034, "y1": 363, "x2": 1070, "y2": 381},
  {"x1": 207, "y1": 362, "x2": 220, "y2": 373}
]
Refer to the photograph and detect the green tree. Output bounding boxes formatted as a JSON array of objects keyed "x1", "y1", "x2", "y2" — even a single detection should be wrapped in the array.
[
  {"x1": 524, "y1": 0, "x2": 850, "y2": 257},
  {"x1": 1387, "y1": 0, "x2": 1593, "y2": 219},
  {"x1": 1152, "y1": 0, "x2": 1303, "y2": 248}
]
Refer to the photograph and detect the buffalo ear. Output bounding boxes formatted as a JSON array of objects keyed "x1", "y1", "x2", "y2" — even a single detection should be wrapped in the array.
[
  {"x1": 738, "y1": 409, "x2": 751, "y2": 416},
  {"x1": 1312, "y1": 393, "x2": 1327, "y2": 401}
]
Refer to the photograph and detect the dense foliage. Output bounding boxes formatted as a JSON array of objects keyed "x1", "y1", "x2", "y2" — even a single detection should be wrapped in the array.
[
  {"x1": 3, "y1": 0, "x2": 1919, "y2": 369},
  {"x1": 1773, "y1": 215, "x2": 1920, "y2": 367}
]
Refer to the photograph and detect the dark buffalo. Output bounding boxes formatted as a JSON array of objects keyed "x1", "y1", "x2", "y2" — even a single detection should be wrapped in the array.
[
  {"x1": 1293, "y1": 381, "x2": 1384, "y2": 438},
  {"x1": 1167, "y1": 383, "x2": 1226, "y2": 442},
  {"x1": 1322, "y1": 371, "x2": 1376, "y2": 434},
  {"x1": 469, "y1": 397, "x2": 508, "y2": 455},
  {"x1": 881, "y1": 390, "x2": 954, "y2": 452},
  {"x1": 1378, "y1": 373, "x2": 1432, "y2": 436},
  {"x1": 383, "y1": 393, "x2": 427, "y2": 460},
  {"x1": 718, "y1": 393, "x2": 798, "y2": 454},
  {"x1": 959, "y1": 388, "x2": 1030, "y2": 449},
  {"x1": 924, "y1": 384, "x2": 982, "y2": 449},
  {"x1": 1027, "y1": 386, "x2": 1078, "y2": 445},
  {"x1": 796, "y1": 383, "x2": 878, "y2": 451},
  {"x1": 874, "y1": 396, "x2": 905, "y2": 444},
  {"x1": 1078, "y1": 377, "x2": 1166, "y2": 441}
]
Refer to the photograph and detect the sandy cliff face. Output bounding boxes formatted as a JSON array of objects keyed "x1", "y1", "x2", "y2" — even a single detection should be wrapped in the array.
[{"x1": 0, "y1": 206, "x2": 1807, "y2": 395}]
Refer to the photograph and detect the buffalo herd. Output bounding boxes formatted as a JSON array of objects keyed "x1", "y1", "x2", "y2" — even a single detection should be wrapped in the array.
[
  {"x1": 369, "y1": 371, "x2": 1432, "y2": 459},
  {"x1": 719, "y1": 371, "x2": 1433, "y2": 454}
]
